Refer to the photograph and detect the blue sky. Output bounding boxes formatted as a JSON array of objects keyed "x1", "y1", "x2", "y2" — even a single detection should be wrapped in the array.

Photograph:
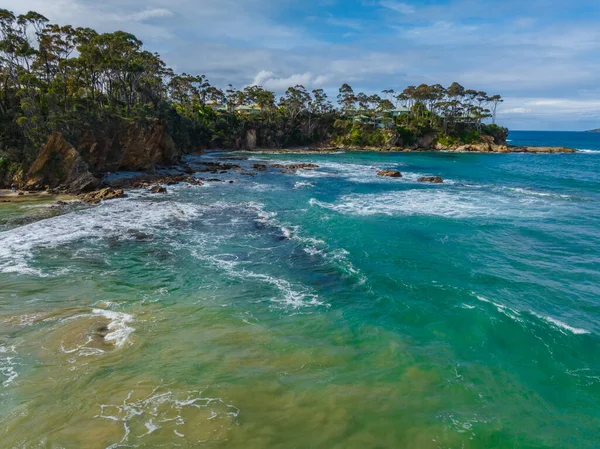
[{"x1": 2, "y1": 0, "x2": 600, "y2": 130}]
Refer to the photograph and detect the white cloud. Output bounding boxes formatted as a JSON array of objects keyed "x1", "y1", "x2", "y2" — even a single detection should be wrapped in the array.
[
  {"x1": 251, "y1": 71, "x2": 329, "y2": 91},
  {"x1": 380, "y1": 1, "x2": 415, "y2": 14},
  {"x1": 131, "y1": 8, "x2": 173, "y2": 22}
]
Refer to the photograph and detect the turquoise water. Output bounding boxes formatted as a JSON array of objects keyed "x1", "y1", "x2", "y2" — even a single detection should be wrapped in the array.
[{"x1": 1, "y1": 133, "x2": 600, "y2": 448}]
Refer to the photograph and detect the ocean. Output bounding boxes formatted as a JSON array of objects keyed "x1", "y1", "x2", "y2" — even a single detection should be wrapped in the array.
[{"x1": 0, "y1": 131, "x2": 599, "y2": 448}]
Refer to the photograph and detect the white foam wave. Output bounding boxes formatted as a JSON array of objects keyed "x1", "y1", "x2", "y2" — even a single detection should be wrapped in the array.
[
  {"x1": 294, "y1": 181, "x2": 314, "y2": 189},
  {"x1": 530, "y1": 311, "x2": 590, "y2": 335},
  {"x1": 93, "y1": 309, "x2": 135, "y2": 348},
  {"x1": 97, "y1": 385, "x2": 239, "y2": 447},
  {"x1": 310, "y1": 189, "x2": 548, "y2": 219},
  {"x1": 194, "y1": 253, "x2": 323, "y2": 308},
  {"x1": 505, "y1": 187, "x2": 572, "y2": 200},
  {"x1": 577, "y1": 149, "x2": 600, "y2": 154},
  {"x1": 0, "y1": 198, "x2": 201, "y2": 276},
  {"x1": 59, "y1": 309, "x2": 135, "y2": 351},
  {"x1": 0, "y1": 345, "x2": 19, "y2": 387},
  {"x1": 476, "y1": 295, "x2": 522, "y2": 322}
]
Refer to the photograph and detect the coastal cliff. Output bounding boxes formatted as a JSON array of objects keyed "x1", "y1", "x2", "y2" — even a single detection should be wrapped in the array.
[{"x1": 19, "y1": 120, "x2": 181, "y2": 192}]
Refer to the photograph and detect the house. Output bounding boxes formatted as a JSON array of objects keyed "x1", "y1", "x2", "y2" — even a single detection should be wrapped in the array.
[
  {"x1": 387, "y1": 106, "x2": 410, "y2": 117},
  {"x1": 235, "y1": 104, "x2": 262, "y2": 115}
]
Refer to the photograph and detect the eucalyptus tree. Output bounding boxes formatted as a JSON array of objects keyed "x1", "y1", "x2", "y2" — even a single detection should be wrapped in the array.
[{"x1": 337, "y1": 83, "x2": 356, "y2": 114}]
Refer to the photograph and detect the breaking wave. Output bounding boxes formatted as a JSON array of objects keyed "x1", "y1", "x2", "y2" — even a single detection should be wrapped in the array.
[
  {"x1": 309, "y1": 188, "x2": 551, "y2": 219},
  {"x1": 0, "y1": 197, "x2": 201, "y2": 276}
]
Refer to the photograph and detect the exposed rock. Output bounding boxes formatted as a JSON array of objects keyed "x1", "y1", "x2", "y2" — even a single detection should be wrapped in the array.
[
  {"x1": 377, "y1": 170, "x2": 402, "y2": 178},
  {"x1": 149, "y1": 185, "x2": 167, "y2": 194},
  {"x1": 246, "y1": 129, "x2": 257, "y2": 150},
  {"x1": 418, "y1": 176, "x2": 444, "y2": 183},
  {"x1": 270, "y1": 163, "x2": 319, "y2": 170},
  {"x1": 81, "y1": 188, "x2": 126, "y2": 204},
  {"x1": 26, "y1": 132, "x2": 100, "y2": 193},
  {"x1": 198, "y1": 162, "x2": 241, "y2": 173},
  {"x1": 77, "y1": 120, "x2": 180, "y2": 173},
  {"x1": 510, "y1": 146, "x2": 576, "y2": 153},
  {"x1": 128, "y1": 175, "x2": 202, "y2": 189},
  {"x1": 253, "y1": 164, "x2": 267, "y2": 171}
]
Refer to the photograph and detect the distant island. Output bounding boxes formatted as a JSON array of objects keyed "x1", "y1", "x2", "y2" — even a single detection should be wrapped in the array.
[
  {"x1": 586, "y1": 129, "x2": 600, "y2": 133},
  {"x1": 0, "y1": 8, "x2": 575, "y2": 195}
]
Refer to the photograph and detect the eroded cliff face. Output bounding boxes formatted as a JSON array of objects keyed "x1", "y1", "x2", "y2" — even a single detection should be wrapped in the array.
[
  {"x1": 26, "y1": 132, "x2": 100, "y2": 192},
  {"x1": 77, "y1": 120, "x2": 180, "y2": 173},
  {"x1": 23, "y1": 120, "x2": 181, "y2": 192}
]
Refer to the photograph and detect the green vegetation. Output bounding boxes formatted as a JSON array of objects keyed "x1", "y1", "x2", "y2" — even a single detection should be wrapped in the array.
[{"x1": 0, "y1": 8, "x2": 507, "y2": 177}]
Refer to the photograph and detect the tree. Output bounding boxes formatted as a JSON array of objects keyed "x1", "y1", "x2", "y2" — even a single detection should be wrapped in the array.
[
  {"x1": 489, "y1": 94, "x2": 503, "y2": 124},
  {"x1": 337, "y1": 83, "x2": 356, "y2": 114}
]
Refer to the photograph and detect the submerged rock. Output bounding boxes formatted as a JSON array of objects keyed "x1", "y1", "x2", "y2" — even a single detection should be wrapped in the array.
[
  {"x1": 253, "y1": 164, "x2": 267, "y2": 171},
  {"x1": 418, "y1": 176, "x2": 444, "y2": 183},
  {"x1": 377, "y1": 170, "x2": 402, "y2": 178},
  {"x1": 81, "y1": 188, "x2": 126, "y2": 204}
]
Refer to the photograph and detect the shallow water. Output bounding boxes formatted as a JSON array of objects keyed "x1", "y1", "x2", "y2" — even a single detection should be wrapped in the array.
[{"x1": 1, "y1": 132, "x2": 600, "y2": 448}]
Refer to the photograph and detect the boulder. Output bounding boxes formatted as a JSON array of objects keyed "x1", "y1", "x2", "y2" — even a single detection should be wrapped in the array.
[
  {"x1": 377, "y1": 170, "x2": 402, "y2": 178},
  {"x1": 418, "y1": 176, "x2": 444, "y2": 184},
  {"x1": 149, "y1": 185, "x2": 167, "y2": 194},
  {"x1": 81, "y1": 188, "x2": 126, "y2": 204},
  {"x1": 253, "y1": 164, "x2": 267, "y2": 171},
  {"x1": 26, "y1": 132, "x2": 100, "y2": 193}
]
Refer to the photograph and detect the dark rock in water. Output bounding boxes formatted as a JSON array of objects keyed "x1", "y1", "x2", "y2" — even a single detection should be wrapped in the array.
[
  {"x1": 271, "y1": 163, "x2": 319, "y2": 170},
  {"x1": 81, "y1": 188, "x2": 126, "y2": 204},
  {"x1": 418, "y1": 176, "x2": 444, "y2": 183},
  {"x1": 253, "y1": 164, "x2": 267, "y2": 171},
  {"x1": 229, "y1": 180, "x2": 235, "y2": 184},
  {"x1": 127, "y1": 229, "x2": 153, "y2": 240},
  {"x1": 96, "y1": 325, "x2": 110, "y2": 338},
  {"x1": 150, "y1": 185, "x2": 167, "y2": 194},
  {"x1": 206, "y1": 178, "x2": 223, "y2": 182},
  {"x1": 377, "y1": 170, "x2": 402, "y2": 178}
]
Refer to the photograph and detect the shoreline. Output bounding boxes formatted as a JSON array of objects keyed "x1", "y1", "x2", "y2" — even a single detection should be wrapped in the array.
[
  {"x1": 0, "y1": 144, "x2": 580, "y2": 202},
  {"x1": 224, "y1": 144, "x2": 578, "y2": 154}
]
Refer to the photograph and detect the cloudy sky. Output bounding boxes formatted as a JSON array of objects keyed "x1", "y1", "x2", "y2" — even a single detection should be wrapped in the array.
[{"x1": 2, "y1": 0, "x2": 600, "y2": 130}]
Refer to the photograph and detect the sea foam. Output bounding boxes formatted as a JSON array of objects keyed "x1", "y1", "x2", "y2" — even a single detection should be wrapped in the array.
[
  {"x1": 0, "y1": 345, "x2": 19, "y2": 387},
  {"x1": 529, "y1": 311, "x2": 591, "y2": 335},
  {"x1": 0, "y1": 197, "x2": 201, "y2": 276},
  {"x1": 310, "y1": 189, "x2": 548, "y2": 219}
]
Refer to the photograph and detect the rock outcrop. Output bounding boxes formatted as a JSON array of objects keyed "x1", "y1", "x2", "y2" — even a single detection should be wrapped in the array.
[
  {"x1": 149, "y1": 185, "x2": 167, "y2": 194},
  {"x1": 77, "y1": 120, "x2": 181, "y2": 173},
  {"x1": 26, "y1": 133, "x2": 100, "y2": 192},
  {"x1": 270, "y1": 163, "x2": 319, "y2": 170},
  {"x1": 81, "y1": 188, "x2": 126, "y2": 204},
  {"x1": 378, "y1": 170, "x2": 402, "y2": 178},
  {"x1": 418, "y1": 176, "x2": 444, "y2": 183}
]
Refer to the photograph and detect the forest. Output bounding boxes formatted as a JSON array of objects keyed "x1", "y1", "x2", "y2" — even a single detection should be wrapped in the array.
[{"x1": 0, "y1": 9, "x2": 507, "y2": 177}]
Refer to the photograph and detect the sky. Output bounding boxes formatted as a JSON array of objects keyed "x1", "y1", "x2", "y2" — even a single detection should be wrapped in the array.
[{"x1": 1, "y1": 0, "x2": 600, "y2": 130}]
